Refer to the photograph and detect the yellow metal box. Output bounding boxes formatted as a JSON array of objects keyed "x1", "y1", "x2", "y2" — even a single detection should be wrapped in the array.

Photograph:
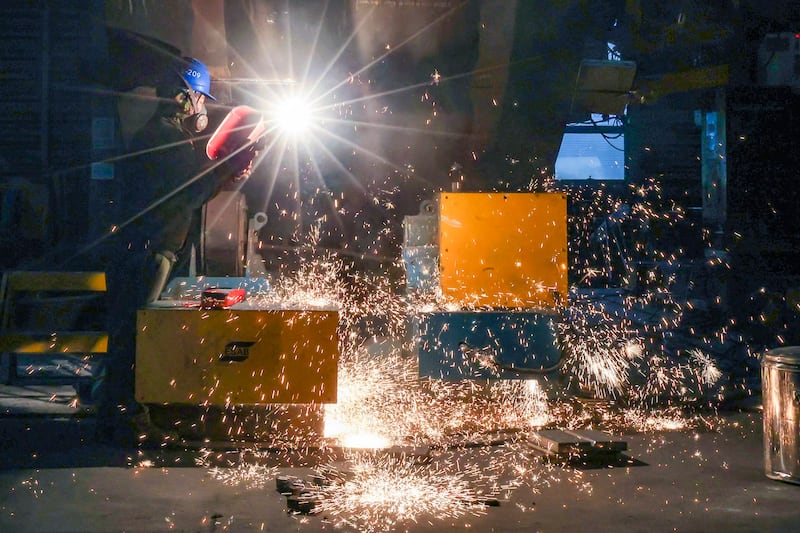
[
  {"x1": 438, "y1": 192, "x2": 567, "y2": 308},
  {"x1": 135, "y1": 302, "x2": 338, "y2": 405}
]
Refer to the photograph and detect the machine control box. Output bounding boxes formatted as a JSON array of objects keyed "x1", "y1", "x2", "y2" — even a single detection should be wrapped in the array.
[{"x1": 438, "y1": 192, "x2": 568, "y2": 309}]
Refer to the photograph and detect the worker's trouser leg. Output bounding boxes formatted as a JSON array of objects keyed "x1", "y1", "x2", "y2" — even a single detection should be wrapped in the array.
[
  {"x1": 95, "y1": 250, "x2": 176, "y2": 445},
  {"x1": 144, "y1": 250, "x2": 176, "y2": 304}
]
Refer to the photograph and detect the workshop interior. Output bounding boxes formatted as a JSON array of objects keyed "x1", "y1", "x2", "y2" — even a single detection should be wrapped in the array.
[{"x1": 2, "y1": 1, "x2": 800, "y2": 526}]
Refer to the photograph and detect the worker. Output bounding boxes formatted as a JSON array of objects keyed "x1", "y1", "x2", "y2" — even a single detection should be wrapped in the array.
[{"x1": 95, "y1": 57, "x2": 259, "y2": 447}]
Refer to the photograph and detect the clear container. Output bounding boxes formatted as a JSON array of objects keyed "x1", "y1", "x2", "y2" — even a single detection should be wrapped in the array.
[{"x1": 762, "y1": 346, "x2": 800, "y2": 484}]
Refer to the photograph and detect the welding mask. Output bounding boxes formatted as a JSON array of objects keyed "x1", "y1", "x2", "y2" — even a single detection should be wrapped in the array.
[
  {"x1": 207, "y1": 105, "x2": 266, "y2": 160},
  {"x1": 207, "y1": 105, "x2": 266, "y2": 178}
]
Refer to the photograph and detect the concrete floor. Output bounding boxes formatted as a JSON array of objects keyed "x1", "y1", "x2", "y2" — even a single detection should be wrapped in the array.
[{"x1": 1, "y1": 385, "x2": 799, "y2": 533}]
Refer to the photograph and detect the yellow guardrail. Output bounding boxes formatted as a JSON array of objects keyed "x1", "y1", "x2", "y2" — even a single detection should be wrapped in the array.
[{"x1": 0, "y1": 271, "x2": 107, "y2": 383}]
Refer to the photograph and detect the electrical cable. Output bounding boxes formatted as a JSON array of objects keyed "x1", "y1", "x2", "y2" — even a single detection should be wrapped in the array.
[{"x1": 574, "y1": 114, "x2": 626, "y2": 151}]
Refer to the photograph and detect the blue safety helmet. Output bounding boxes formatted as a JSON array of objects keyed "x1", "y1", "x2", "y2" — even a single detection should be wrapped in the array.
[{"x1": 181, "y1": 57, "x2": 216, "y2": 101}]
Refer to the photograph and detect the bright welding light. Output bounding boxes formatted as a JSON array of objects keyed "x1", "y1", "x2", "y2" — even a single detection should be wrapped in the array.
[
  {"x1": 340, "y1": 433, "x2": 391, "y2": 450},
  {"x1": 273, "y1": 95, "x2": 314, "y2": 137}
]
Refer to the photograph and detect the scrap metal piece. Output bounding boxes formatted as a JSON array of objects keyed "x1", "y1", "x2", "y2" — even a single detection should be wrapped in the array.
[
  {"x1": 286, "y1": 493, "x2": 321, "y2": 514},
  {"x1": 529, "y1": 428, "x2": 627, "y2": 459},
  {"x1": 276, "y1": 475, "x2": 299, "y2": 494}
]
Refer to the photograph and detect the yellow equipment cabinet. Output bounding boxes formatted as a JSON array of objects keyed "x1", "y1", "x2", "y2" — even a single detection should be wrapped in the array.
[
  {"x1": 438, "y1": 192, "x2": 568, "y2": 309},
  {"x1": 135, "y1": 301, "x2": 338, "y2": 405}
]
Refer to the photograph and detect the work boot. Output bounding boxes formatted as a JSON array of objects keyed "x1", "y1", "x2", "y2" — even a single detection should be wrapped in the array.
[
  {"x1": 95, "y1": 407, "x2": 180, "y2": 448},
  {"x1": 129, "y1": 409, "x2": 180, "y2": 449}
]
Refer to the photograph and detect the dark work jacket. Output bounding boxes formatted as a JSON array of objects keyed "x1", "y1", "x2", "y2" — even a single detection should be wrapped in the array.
[
  {"x1": 119, "y1": 111, "x2": 230, "y2": 255},
  {"x1": 98, "y1": 111, "x2": 238, "y2": 414}
]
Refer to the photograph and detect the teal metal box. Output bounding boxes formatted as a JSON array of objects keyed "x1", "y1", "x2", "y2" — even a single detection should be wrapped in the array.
[{"x1": 413, "y1": 311, "x2": 563, "y2": 380}]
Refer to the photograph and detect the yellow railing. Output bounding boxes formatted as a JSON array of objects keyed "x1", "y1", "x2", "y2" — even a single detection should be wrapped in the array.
[{"x1": 0, "y1": 271, "x2": 107, "y2": 384}]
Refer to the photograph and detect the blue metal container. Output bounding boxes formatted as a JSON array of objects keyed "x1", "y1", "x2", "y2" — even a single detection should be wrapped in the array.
[{"x1": 413, "y1": 311, "x2": 563, "y2": 380}]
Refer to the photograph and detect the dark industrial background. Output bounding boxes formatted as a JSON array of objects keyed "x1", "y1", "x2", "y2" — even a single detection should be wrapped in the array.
[
  {"x1": 2, "y1": 2, "x2": 800, "y2": 531},
  {"x1": 2, "y1": 2, "x2": 798, "y2": 335}
]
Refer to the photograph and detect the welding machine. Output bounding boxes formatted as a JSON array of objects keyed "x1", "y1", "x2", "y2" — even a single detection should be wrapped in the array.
[
  {"x1": 135, "y1": 298, "x2": 338, "y2": 406},
  {"x1": 403, "y1": 192, "x2": 568, "y2": 380}
]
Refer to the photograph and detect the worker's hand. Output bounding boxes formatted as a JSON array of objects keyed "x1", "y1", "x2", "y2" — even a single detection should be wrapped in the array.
[
  {"x1": 231, "y1": 145, "x2": 258, "y2": 181},
  {"x1": 221, "y1": 144, "x2": 258, "y2": 182}
]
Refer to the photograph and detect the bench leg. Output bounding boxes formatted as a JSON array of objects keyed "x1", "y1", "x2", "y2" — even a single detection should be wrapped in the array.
[{"x1": 0, "y1": 353, "x2": 17, "y2": 385}]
